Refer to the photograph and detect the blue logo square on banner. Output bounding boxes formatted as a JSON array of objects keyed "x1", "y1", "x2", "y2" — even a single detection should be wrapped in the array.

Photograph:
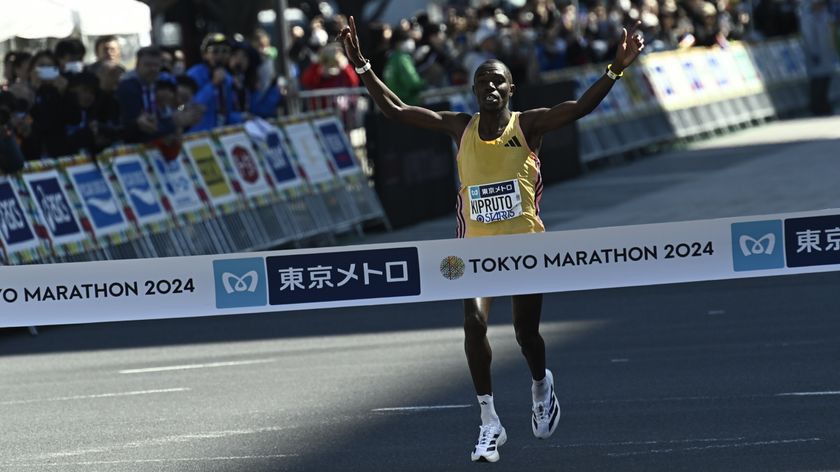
[
  {"x1": 114, "y1": 160, "x2": 163, "y2": 218},
  {"x1": 731, "y1": 220, "x2": 785, "y2": 271},
  {"x1": 0, "y1": 181, "x2": 35, "y2": 246},
  {"x1": 784, "y1": 214, "x2": 840, "y2": 268},
  {"x1": 29, "y1": 176, "x2": 81, "y2": 238},
  {"x1": 213, "y1": 258, "x2": 267, "y2": 309},
  {"x1": 266, "y1": 247, "x2": 420, "y2": 305},
  {"x1": 71, "y1": 168, "x2": 125, "y2": 229}
]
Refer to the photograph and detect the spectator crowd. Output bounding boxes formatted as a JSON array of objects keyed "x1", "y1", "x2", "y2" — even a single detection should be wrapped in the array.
[
  {"x1": 0, "y1": 0, "x2": 823, "y2": 171},
  {"x1": 1, "y1": 32, "x2": 282, "y2": 170}
]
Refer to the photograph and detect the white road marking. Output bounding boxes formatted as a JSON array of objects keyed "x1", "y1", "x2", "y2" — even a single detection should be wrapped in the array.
[
  {"x1": 119, "y1": 358, "x2": 275, "y2": 374},
  {"x1": 0, "y1": 455, "x2": 295, "y2": 467},
  {"x1": 372, "y1": 404, "x2": 472, "y2": 412},
  {"x1": 776, "y1": 391, "x2": 840, "y2": 397},
  {"x1": 541, "y1": 437, "x2": 746, "y2": 448},
  {"x1": 707, "y1": 309, "x2": 726, "y2": 315},
  {"x1": 606, "y1": 438, "x2": 822, "y2": 457},
  {"x1": 610, "y1": 358, "x2": 630, "y2": 363},
  {"x1": 19, "y1": 426, "x2": 290, "y2": 461},
  {"x1": 0, "y1": 388, "x2": 189, "y2": 406}
]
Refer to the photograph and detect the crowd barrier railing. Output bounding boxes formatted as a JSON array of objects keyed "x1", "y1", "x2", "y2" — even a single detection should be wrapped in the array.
[{"x1": 0, "y1": 112, "x2": 390, "y2": 265}]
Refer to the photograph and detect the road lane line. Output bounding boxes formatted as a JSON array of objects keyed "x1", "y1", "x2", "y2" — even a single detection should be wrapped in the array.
[
  {"x1": 0, "y1": 455, "x2": 296, "y2": 467},
  {"x1": 606, "y1": 438, "x2": 823, "y2": 457},
  {"x1": 18, "y1": 426, "x2": 291, "y2": 461},
  {"x1": 0, "y1": 388, "x2": 190, "y2": 406},
  {"x1": 119, "y1": 358, "x2": 275, "y2": 374},
  {"x1": 372, "y1": 404, "x2": 472, "y2": 412},
  {"x1": 775, "y1": 391, "x2": 840, "y2": 397},
  {"x1": 537, "y1": 437, "x2": 747, "y2": 448}
]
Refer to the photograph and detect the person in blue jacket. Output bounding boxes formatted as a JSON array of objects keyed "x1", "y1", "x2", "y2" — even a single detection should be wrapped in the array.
[
  {"x1": 229, "y1": 41, "x2": 282, "y2": 119},
  {"x1": 186, "y1": 33, "x2": 243, "y2": 131}
]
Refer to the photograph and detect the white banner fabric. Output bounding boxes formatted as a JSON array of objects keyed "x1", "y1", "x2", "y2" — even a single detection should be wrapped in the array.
[{"x1": 1, "y1": 208, "x2": 839, "y2": 327}]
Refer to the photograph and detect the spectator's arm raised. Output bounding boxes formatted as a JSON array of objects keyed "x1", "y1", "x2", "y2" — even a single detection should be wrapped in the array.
[{"x1": 339, "y1": 16, "x2": 470, "y2": 141}]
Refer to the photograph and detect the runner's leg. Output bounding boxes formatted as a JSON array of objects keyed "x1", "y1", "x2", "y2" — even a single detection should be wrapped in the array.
[
  {"x1": 512, "y1": 293, "x2": 545, "y2": 380},
  {"x1": 464, "y1": 297, "x2": 494, "y2": 394}
]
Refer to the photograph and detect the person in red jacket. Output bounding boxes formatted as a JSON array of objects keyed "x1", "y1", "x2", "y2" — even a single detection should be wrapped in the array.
[{"x1": 300, "y1": 44, "x2": 359, "y2": 111}]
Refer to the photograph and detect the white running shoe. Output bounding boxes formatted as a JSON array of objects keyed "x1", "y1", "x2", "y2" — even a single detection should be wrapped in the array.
[
  {"x1": 470, "y1": 423, "x2": 507, "y2": 462},
  {"x1": 531, "y1": 369, "x2": 560, "y2": 439}
]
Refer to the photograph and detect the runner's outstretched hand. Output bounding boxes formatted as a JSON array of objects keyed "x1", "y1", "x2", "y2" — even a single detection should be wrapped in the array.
[
  {"x1": 613, "y1": 21, "x2": 645, "y2": 72},
  {"x1": 338, "y1": 16, "x2": 367, "y2": 68}
]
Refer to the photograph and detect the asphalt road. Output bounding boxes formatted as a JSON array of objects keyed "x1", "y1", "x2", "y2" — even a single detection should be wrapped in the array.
[{"x1": 2, "y1": 116, "x2": 840, "y2": 471}]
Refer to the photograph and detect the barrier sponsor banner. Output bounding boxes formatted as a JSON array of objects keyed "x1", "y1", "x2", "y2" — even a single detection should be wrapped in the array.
[
  {"x1": 284, "y1": 122, "x2": 335, "y2": 184},
  {"x1": 244, "y1": 119, "x2": 302, "y2": 190},
  {"x1": 66, "y1": 163, "x2": 129, "y2": 236},
  {"x1": 217, "y1": 132, "x2": 273, "y2": 198},
  {"x1": 312, "y1": 116, "x2": 359, "y2": 175},
  {"x1": 113, "y1": 154, "x2": 168, "y2": 225},
  {"x1": 22, "y1": 170, "x2": 86, "y2": 245},
  {"x1": 183, "y1": 137, "x2": 237, "y2": 205},
  {"x1": 0, "y1": 178, "x2": 39, "y2": 253},
  {"x1": 1, "y1": 208, "x2": 839, "y2": 327},
  {"x1": 149, "y1": 149, "x2": 203, "y2": 214}
]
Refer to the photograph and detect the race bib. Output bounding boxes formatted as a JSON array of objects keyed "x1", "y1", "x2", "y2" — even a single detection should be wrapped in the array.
[{"x1": 468, "y1": 179, "x2": 522, "y2": 224}]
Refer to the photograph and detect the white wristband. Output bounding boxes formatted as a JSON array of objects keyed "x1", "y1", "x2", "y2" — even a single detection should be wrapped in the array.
[{"x1": 354, "y1": 61, "x2": 372, "y2": 75}]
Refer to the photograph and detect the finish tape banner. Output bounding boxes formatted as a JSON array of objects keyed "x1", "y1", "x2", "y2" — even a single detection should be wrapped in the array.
[{"x1": 2, "y1": 208, "x2": 840, "y2": 328}]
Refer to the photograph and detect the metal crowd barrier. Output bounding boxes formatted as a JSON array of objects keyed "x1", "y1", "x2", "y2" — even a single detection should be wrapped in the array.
[{"x1": 0, "y1": 113, "x2": 390, "y2": 265}]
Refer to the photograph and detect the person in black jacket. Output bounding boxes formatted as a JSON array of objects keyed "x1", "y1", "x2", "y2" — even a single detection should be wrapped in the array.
[
  {"x1": 0, "y1": 93, "x2": 25, "y2": 174},
  {"x1": 116, "y1": 46, "x2": 175, "y2": 144}
]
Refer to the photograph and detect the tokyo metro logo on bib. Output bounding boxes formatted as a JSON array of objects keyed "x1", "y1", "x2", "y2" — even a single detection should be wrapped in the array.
[{"x1": 213, "y1": 258, "x2": 267, "y2": 308}]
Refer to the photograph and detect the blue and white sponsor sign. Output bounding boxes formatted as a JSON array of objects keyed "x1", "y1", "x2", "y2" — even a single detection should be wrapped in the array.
[
  {"x1": 0, "y1": 178, "x2": 38, "y2": 253},
  {"x1": 66, "y1": 163, "x2": 128, "y2": 235},
  {"x1": 213, "y1": 257, "x2": 267, "y2": 309},
  {"x1": 313, "y1": 117, "x2": 359, "y2": 175},
  {"x1": 265, "y1": 247, "x2": 420, "y2": 305},
  {"x1": 22, "y1": 170, "x2": 85, "y2": 245},
  {"x1": 244, "y1": 119, "x2": 301, "y2": 190},
  {"x1": 148, "y1": 150, "x2": 203, "y2": 214},
  {"x1": 284, "y1": 122, "x2": 335, "y2": 184},
  {"x1": 113, "y1": 154, "x2": 167, "y2": 224},
  {"x1": 784, "y1": 215, "x2": 840, "y2": 268},
  {"x1": 731, "y1": 220, "x2": 785, "y2": 272}
]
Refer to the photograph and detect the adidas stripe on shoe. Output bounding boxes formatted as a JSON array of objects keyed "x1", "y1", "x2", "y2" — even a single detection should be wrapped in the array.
[
  {"x1": 471, "y1": 423, "x2": 507, "y2": 462},
  {"x1": 532, "y1": 370, "x2": 560, "y2": 439}
]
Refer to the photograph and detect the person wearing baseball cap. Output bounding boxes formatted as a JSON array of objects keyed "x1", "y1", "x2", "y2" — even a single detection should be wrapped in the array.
[{"x1": 186, "y1": 32, "x2": 243, "y2": 131}]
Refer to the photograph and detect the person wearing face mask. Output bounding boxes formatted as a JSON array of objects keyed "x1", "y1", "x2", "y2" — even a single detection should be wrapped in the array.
[
  {"x1": 25, "y1": 51, "x2": 68, "y2": 159},
  {"x1": 383, "y1": 27, "x2": 426, "y2": 105},
  {"x1": 54, "y1": 39, "x2": 87, "y2": 76}
]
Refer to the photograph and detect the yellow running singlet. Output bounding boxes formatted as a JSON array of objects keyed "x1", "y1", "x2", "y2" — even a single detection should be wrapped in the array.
[{"x1": 456, "y1": 112, "x2": 545, "y2": 238}]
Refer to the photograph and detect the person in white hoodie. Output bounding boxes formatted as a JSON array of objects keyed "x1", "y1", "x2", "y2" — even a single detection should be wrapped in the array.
[{"x1": 799, "y1": 0, "x2": 838, "y2": 116}]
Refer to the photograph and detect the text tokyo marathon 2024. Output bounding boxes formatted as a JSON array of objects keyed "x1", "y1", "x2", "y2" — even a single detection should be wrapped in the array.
[{"x1": 467, "y1": 242, "x2": 715, "y2": 273}]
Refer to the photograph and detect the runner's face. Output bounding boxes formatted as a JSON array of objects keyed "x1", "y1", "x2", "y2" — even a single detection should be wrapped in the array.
[{"x1": 473, "y1": 64, "x2": 513, "y2": 112}]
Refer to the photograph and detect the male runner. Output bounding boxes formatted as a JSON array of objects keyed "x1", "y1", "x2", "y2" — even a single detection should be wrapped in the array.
[{"x1": 340, "y1": 17, "x2": 644, "y2": 462}]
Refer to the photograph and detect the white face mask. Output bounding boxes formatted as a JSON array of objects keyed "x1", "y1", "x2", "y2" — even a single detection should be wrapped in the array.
[
  {"x1": 36, "y1": 66, "x2": 60, "y2": 80},
  {"x1": 64, "y1": 61, "x2": 84, "y2": 73}
]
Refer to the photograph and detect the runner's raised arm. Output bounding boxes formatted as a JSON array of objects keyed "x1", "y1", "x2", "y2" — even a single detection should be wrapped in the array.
[
  {"x1": 338, "y1": 16, "x2": 470, "y2": 140},
  {"x1": 519, "y1": 21, "x2": 645, "y2": 143}
]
